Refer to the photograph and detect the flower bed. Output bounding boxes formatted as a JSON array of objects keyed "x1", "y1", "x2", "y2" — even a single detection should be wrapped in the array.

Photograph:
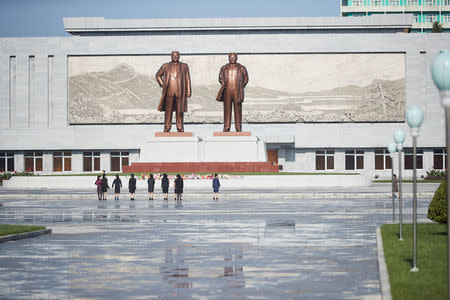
[
  {"x1": 424, "y1": 168, "x2": 447, "y2": 180},
  {"x1": 136, "y1": 173, "x2": 236, "y2": 181},
  {"x1": 0, "y1": 170, "x2": 35, "y2": 181}
]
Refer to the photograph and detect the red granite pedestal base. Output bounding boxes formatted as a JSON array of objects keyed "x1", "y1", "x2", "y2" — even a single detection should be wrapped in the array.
[{"x1": 123, "y1": 162, "x2": 278, "y2": 173}]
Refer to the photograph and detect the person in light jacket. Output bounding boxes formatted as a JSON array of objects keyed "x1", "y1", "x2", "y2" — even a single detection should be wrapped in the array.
[{"x1": 392, "y1": 174, "x2": 399, "y2": 199}]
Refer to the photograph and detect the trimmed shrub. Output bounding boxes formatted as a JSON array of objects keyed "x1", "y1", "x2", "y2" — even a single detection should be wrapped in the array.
[{"x1": 428, "y1": 182, "x2": 448, "y2": 223}]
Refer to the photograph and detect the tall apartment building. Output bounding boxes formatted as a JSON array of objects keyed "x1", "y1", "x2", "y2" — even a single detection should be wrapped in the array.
[{"x1": 341, "y1": 0, "x2": 450, "y2": 32}]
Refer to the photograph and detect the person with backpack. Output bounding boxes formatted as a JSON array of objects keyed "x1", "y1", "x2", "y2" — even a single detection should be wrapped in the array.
[{"x1": 101, "y1": 174, "x2": 109, "y2": 200}]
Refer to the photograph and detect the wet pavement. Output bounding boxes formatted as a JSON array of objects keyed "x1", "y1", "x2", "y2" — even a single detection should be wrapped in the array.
[{"x1": 0, "y1": 184, "x2": 437, "y2": 299}]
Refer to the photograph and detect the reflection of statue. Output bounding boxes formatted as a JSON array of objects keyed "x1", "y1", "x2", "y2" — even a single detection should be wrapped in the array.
[
  {"x1": 156, "y1": 51, "x2": 192, "y2": 132},
  {"x1": 160, "y1": 248, "x2": 192, "y2": 289},
  {"x1": 216, "y1": 53, "x2": 249, "y2": 132}
]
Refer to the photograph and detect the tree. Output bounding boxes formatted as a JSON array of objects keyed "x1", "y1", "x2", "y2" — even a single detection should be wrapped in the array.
[{"x1": 432, "y1": 21, "x2": 444, "y2": 33}]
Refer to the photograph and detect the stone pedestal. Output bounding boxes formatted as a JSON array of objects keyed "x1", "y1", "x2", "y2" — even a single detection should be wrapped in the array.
[
  {"x1": 139, "y1": 132, "x2": 267, "y2": 163},
  {"x1": 140, "y1": 133, "x2": 201, "y2": 162},
  {"x1": 204, "y1": 133, "x2": 267, "y2": 162}
]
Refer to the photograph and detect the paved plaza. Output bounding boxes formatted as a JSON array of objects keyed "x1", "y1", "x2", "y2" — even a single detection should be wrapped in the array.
[{"x1": 0, "y1": 183, "x2": 439, "y2": 299}]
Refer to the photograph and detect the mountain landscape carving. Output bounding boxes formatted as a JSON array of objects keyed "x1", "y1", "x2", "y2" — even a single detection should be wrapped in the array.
[{"x1": 69, "y1": 63, "x2": 405, "y2": 124}]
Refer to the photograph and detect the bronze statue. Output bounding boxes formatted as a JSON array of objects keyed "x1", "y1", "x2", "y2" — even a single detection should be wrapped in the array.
[
  {"x1": 156, "y1": 51, "x2": 192, "y2": 132},
  {"x1": 216, "y1": 52, "x2": 249, "y2": 132}
]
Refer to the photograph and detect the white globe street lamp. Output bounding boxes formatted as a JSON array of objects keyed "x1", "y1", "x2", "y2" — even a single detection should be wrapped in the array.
[
  {"x1": 388, "y1": 142, "x2": 398, "y2": 223},
  {"x1": 406, "y1": 106, "x2": 424, "y2": 273},
  {"x1": 431, "y1": 49, "x2": 450, "y2": 298},
  {"x1": 393, "y1": 129, "x2": 406, "y2": 241}
]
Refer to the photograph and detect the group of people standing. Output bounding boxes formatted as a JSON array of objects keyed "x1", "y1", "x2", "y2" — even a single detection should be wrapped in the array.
[{"x1": 94, "y1": 173, "x2": 221, "y2": 201}]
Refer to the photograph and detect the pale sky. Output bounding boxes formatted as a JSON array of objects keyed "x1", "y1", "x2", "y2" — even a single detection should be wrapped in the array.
[{"x1": 0, "y1": 0, "x2": 340, "y2": 37}]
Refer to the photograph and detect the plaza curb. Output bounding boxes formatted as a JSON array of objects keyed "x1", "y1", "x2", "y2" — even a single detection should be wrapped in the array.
[
  {"x1": 0, "y1": 192, "x2": 435, "y2": 200},
  {"x1": 0, "y1": 228, "x2": 52, "y2": 243},
  {"x1": 376, "y1": 226, "x2": 392, "y2": 300}
]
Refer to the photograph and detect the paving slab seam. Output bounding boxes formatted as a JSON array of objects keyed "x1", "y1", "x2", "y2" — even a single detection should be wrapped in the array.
[
  {"x1": 0, "y1": 228, "x2": 52, "y2": 243},
  {"x1": 376, "y1": 226, "x2": 392, "y2": 300}
]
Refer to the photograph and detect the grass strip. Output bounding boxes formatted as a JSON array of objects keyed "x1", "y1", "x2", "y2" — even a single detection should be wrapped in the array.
[
  {"x1": 381, "y1": 223, "x2": 447, "y2": 300},
  {"x1": 0, "y1": 224, "x2": 46, "y2": 237}
]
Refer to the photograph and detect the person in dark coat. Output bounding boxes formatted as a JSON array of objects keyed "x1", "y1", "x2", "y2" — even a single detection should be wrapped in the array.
[
  {"x1": 174, "y1": 174, "x2": 184, "y2": 201},
  {"x1": 147, "y1": 174, "x2": 155, "y2": 201},
  {"x1": 112, "y1": 174, "x2": 122, "y2": 201},
  {"x1": 129, "y1": 174, "x2": 137, "y2": 200},
  {"x1": 95, "y1": 175, "x2": 103, "y2": 200},
  {"x1": 101, "y1": 174, "x2": 109, "y2": 200},
  {"x1": 161, "y1": 173, "x2": 169, "y2": 200},
  {"x1": 212, "y1": 173, "x2": 221, "y2": 200}
]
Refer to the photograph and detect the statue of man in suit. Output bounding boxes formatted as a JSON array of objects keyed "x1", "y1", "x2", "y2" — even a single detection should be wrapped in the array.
[
  {"x1": 156, "y1": 51, "x2": 192, "y2": 132},
  {"x1": 216, "y1": 52, "x2": 249, "y2": 132}
]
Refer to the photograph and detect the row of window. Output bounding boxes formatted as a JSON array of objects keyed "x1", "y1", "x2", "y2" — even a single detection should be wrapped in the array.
[
  {"x1": 315, "y1": 148, "x2": 447, "y2": 170},
  {"x1": 0, "y1": 152, "x2": 130, "y2": 173},
  {"x1": 349, "y1": 0, "x2": 450, "y2": 6},
  {"x1": 1, "y1": 149, "x2": 447, "y2": 173}
]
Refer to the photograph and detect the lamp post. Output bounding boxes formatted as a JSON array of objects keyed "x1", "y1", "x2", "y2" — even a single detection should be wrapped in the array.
[
  {"x1": 431, "y1": 49, "x2": 450, "y2": 299},
  {"x1": 394, "y1": 129, "x2": 406, "y2": 241},
  {"x1": 406, "y1": 106, "x2": 424, "y2": 273},
  {"x1": 388, "y1": 142, "x2": 398, "y2": 223}
]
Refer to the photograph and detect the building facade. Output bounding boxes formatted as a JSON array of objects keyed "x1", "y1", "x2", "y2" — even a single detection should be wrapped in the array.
[
  {"x1": 341, "y1": 0, "x2": 450, "y2": 32},
  {"x1": 0, "y1": 16, "x2": 447, "y2": 179}
]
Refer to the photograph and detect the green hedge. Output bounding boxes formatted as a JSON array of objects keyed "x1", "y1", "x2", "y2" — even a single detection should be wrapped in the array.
[{"x1": 428, "y1": 182, "x2": 447, "y2": 223}]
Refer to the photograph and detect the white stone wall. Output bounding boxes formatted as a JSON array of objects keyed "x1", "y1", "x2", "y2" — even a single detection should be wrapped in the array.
[{"x1": 0, "y1": 30, "x2": 448, "y2": 177}]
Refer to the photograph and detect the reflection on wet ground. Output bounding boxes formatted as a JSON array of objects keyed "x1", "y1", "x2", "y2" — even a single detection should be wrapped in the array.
[{"x1": 0, "y1": 194, "x2": 433, "y2": 299}]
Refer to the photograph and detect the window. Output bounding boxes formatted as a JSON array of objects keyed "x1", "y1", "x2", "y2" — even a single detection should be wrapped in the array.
[
  {"x1": 444, "y1": 0, "x2": 450, "y2": 5},
  {"x1": 53, "y1": 152, "x2": 71, "y2": 172},
  {"x1": 110, "y1": 152, "x2": 130, "y2": 172},
  {"x1": 406, "y1": 0, "x2": 419, "y2": 5},
  {"x1": 389, "y1": 0, "x2": 401, "y2": 6},
  {"x1": 424, "y1": 14, "x2": 438, "y2": 23},
  {"x1": 371, "y1": 0, "x2": 382, "y2": 6},
  {"x1": 0, "y1": 152, "x2": 14, "y2": 172},
  {"x1": 433, "y1": 149, "x2": 447, "y2": 170},
  {"x1": 24, "y1": 152, "x2": 43, "y2": 172},
  {"x1": 404, "y1": 148, "x2": 423, "y2": 170},
  {"x1": 442, "y1": 14, "x2": 450, "y2": 23},
  {"x1": 413, "y1": 13, "x2": 421, "y2": 23},
  {"x1": 345, "y1": 150, "x2": 364, "y2": 170},
  {"x1": 316, "y1": 150, "x2": 335, "y2": 170},
  {"x1": 423, "y1": 0, "x2": 438, "y2": 5},
  {"x1": 375, "y1": 149, "x2": 392, "y2": 170},
  {"x1": 83, "y1": 152, "x2": 100, "y2": 172},
  {"x1": 353, "y1": 0, "x2": 364, "y2": 6}
]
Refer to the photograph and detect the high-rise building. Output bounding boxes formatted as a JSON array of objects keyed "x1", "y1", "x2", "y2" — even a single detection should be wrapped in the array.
[{"x1": 341, "y1": 0, "x2": 450, "y2": 32}]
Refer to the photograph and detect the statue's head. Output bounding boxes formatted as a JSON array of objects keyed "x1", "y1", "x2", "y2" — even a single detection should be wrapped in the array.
[
  {"x1": 228, "y1": 52, "x2": 237, "y2": 64},
  {"x1": 171, "y1": 51, "x2": 180, "y2": 63}
]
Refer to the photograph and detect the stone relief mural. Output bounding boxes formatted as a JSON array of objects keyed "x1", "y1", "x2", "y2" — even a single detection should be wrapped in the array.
[{"x1": 68, "y1": 54, "x2": 405, "y2": 124}]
